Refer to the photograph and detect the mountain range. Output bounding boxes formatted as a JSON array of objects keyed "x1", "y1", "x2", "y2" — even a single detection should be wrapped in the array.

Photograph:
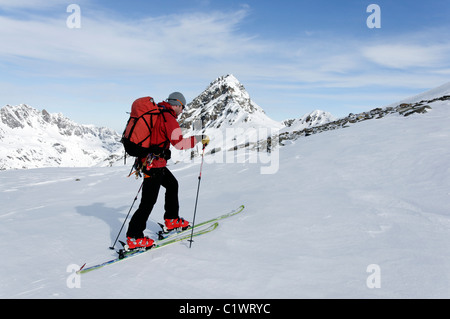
[
  {"x1": 1, "y1": 74, "x2": 449, "y2": 170},
  {"x1": 0, "y1": 105, "x2": 122, "y2": 169}
]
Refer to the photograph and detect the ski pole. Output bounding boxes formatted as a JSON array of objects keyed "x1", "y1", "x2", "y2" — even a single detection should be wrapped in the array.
[
  {"x1": 109, "y1": 180, "x2": 144, "y2": 250},
  {"x1": 189, "y1": 143, "x2": 207, "y2": 248}
]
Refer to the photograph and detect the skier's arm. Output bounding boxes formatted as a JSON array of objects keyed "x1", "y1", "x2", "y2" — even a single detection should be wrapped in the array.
[{"x1": 165, "y1": 117, "x2": 198, "y2": 150}]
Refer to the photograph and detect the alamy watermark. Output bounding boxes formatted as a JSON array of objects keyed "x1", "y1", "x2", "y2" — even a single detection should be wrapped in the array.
[
  {"x1": 67, "y1": 264, "x2": 382, "y2": 291},
  {"x1": 66, "y1": 264, "x2": 81, "y2": 288},
  {"x1": 66, "y1": 4, "x2": 81, "y2": 29},
  {"x1": 366, "y1": 264, "x2": 381, "y2": 289},
  {"x1": 366, "y1": 4, "x2": 381, "y2": 29},
  {"x1": 201, "y1": 127, "x2": 279, "y2": 175},
  {"x1": 173, "y1": 120, "x2": 280, "y2": 175}
]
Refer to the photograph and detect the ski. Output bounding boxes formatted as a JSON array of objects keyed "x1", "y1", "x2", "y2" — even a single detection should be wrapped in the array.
[
  {"x1": 77, "y1": 205, "x2": 244, "y2": 275},
  {"x1": 77, "y1": 222, "x2": 219, "y2": 275},
  {"x1": 156, "y1": 205, "x2": 245, "y2": 241}
]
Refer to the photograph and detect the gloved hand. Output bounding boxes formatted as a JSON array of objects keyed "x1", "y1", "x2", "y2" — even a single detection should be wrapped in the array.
[{"x1": 195, "y1": 135, "x2": 210, "y2": 147}]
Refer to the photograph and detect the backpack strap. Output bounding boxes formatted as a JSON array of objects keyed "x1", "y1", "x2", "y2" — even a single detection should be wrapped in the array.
[{"x1": 155, "y1": 103, "x2": 175, "y2": 149}]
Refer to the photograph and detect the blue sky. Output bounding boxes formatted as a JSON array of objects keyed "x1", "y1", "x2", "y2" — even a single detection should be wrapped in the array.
[{"x1": 0, "y1": 0, "x2": 449, "y2": 131}]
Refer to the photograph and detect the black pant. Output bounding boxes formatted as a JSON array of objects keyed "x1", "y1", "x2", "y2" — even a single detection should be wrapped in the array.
[{"x1": 126, "y1": 167, "x2": 179, "y2": 238}]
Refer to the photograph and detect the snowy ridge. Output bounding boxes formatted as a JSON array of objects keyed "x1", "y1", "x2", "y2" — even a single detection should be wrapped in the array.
[
  {"x1": 276, "y1": 83, "x2": 450, "y2": 146},
  {"x1": 0, "y1": 104, "x2": 122, "y2": 169},
  {"x1": 281, "y1": 110, "x2": 336, "y2": 133},
  {"x1": 387, "y1": 81, "x2": 450, "y2": 107}
]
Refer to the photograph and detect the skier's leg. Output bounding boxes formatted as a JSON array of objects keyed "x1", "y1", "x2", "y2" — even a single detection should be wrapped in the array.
[{"x1": 126, "y1": 169, "x2": 162, "y2": 238}]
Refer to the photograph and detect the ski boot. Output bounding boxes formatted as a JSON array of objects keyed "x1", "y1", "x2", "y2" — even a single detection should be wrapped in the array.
[
  {"x1": 164, "y1": 217, "x2": 190, "y2": 232},
  {"x1": 125, "y1": 236, "x2": 154, "y2": 251}
]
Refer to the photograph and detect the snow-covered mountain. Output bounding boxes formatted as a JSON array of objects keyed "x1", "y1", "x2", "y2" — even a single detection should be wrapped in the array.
[
  {"x1": 0, "y1": 104, "x2": 122, "y2": 170},
  {"x1": 171, "y1": 74, "x2": 283, "y2": 162},
  {"x1": 281, "y1": 110, "x2": 336, "y2": 133},
  {"x1": 180, "y1": 74, "x2": 281, "y2": 131}
]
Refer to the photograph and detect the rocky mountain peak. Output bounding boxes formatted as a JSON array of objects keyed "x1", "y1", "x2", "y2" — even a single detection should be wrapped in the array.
[{"x1": 180, "y1": 74, "x2": 280, "y2": 131}]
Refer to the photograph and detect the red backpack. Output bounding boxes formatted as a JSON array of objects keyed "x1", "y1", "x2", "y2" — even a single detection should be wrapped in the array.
[{"x1": 121, "y1": 97, "x2": 169, "y2": 158}]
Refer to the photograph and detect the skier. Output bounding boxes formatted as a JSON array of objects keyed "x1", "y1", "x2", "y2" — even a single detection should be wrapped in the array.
[{"x1": 125, "y1": 92, "x2": 210, "y2": 249}]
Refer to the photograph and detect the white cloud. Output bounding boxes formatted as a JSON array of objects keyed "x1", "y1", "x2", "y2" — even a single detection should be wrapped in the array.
[
  {"x1": 0, "y1": 6, "x2": 273, "y2": 78},
  {"x1": 1, "y1": 3, "x2": 449, "y2": 88},
  {"x1": 361, "y1": 43, "x2": 450, "y2": 69}
]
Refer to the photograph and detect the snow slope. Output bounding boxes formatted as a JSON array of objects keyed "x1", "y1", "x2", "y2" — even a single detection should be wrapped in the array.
[{"x1": 0, "y1": 93, "x2": 449, "y2": 299}]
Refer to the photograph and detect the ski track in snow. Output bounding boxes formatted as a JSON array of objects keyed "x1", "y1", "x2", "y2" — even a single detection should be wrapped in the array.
[{"x1": 1, "y1": 100, "x2": 450, "y2": 298}]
